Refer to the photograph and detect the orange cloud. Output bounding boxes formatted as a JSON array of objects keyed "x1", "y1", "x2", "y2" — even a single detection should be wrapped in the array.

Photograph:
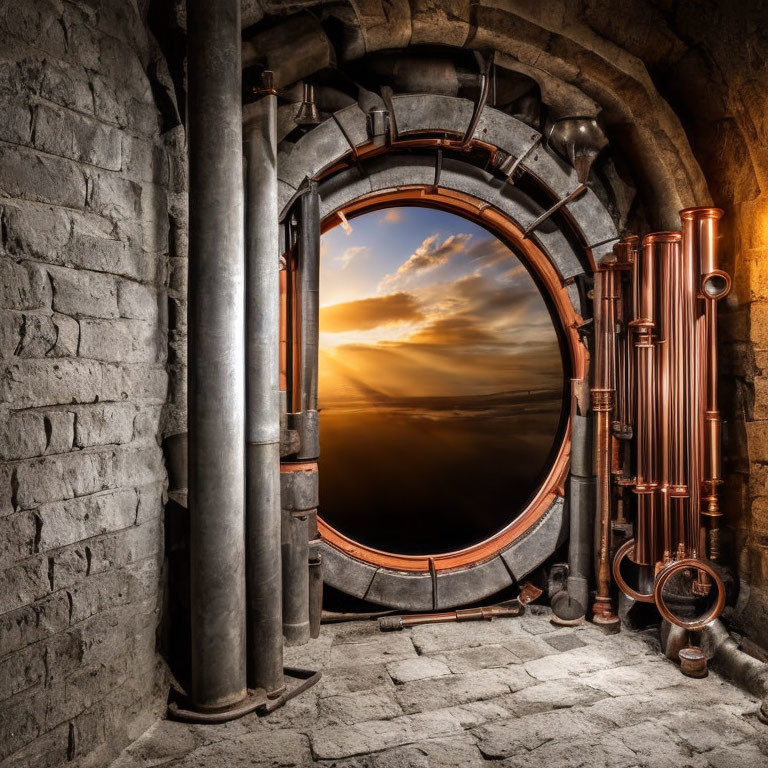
[
  {"x1": 379, "y1": 209, "x2": 404, "y2": 224},
  {"x1": 320, "y1": 292, "x2": 424, "y2": 333}
]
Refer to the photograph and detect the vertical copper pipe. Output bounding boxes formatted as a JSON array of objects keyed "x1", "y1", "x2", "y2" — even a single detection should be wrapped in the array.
[
  {"x1": 629, "y1": 236, "x2": 659, "y2": 567},
  {"x1": 653, "y1": 233, "x2": 682, "y2": 565},
  {"x1": 279, "y1": 266, "x2": 288, "y2": 393},
  {"x1": 592, "y1": 258, "x2": 620, "y2": 629},
  {"x1": 682, "y1": 208, "x2": 729, "y2": 563}
]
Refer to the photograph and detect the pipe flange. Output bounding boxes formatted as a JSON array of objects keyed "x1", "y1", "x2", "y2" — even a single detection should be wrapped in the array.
[
  {"x1": 653, "y1": 558, "x2": 726, "y2": 631},
  {"x1": 612, "y1": 538, "x2": 655, "y2": 603}
]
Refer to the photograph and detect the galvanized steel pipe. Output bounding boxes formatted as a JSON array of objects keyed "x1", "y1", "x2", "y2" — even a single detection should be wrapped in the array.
[
  {"x1": 187, "y1": 0, "x2": 247, "y2": 710},
  {"x1": 244, "y1": 79, "x2": 285, "y2": 697}
]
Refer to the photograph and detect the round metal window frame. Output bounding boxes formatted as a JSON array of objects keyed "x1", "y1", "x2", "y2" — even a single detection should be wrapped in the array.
[
  {"x1": 316, "y1": 186, "x2": 585, "y2": 572},
  {"x1": 277, "y1": 94, "x2": 618, "y2": 609}
]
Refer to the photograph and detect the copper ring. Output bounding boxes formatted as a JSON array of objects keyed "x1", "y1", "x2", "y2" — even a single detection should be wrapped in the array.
[
  {"x1": 653, "y1": 558, "x2": 726, "y2": 631},
  {"x1": 612, "y1": 538, "x2": 655, "y2": 603}
]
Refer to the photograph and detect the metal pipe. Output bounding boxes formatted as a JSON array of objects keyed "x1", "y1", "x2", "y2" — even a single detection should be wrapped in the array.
[
  {"x1": 592, "y1": 261, "x2": 620, "y2": 630},
  {"x1": 298, "y1": 182, "x2": 320, "y2": 416},
  {"x1": 243, "y1": 74, "x2": 284, "y2": 697},
  {"x1": 682, "y1": 208, "x2": 729, "y2": 561},
  {"x1": 281, "y1": 462, "x2": 317, "y2": 645},
  {"x1": 700, "y1": 620, "x2": 768, "y2": 723},
  {"x1": 630, "y1": 235, "x2": 659, "y2": 568},
  {"x1": 187, "y1": 0, "x2": 247, "y2": 711},
  {"x1": 308, "y1": 540, "x2": 323, "y2": 639},
  {"x1": 282, "y1": 507, "x2": 310, "y2": 646}
]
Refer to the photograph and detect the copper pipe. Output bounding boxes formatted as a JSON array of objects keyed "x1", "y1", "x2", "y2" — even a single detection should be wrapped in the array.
[
  {"x1": 279, "y1": 266, "x2": 288, "y2": 392},
  {"x1": 630, "y1": 235, "x2": 659, "y2": 567},
  {"x1": 682, "y1": 208, "x2": 729, "y2": 563},
  {"x1": 592, "y1": 260, "x2": 619, "y2": 628},
  {"x1": 653, "y1": 232, "x2": 683, "y2": 565}
]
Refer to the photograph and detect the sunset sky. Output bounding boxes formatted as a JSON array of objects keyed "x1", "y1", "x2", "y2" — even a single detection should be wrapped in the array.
[
  {"x1": 317, "y1": 206, "x2": 566, "y2": 554},
  {"x1": 318, "y1": 206, "x2": 563, "y2": 407}
]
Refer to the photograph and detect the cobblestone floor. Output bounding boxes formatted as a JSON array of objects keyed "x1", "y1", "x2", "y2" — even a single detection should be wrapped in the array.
[{"x1": 111, "y1": 607, "x2": 768, "y2": 767}]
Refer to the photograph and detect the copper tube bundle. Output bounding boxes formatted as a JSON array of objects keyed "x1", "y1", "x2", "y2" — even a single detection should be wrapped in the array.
[{"x1": 606, "y1": 209, "x2": 728, "y2": 630}]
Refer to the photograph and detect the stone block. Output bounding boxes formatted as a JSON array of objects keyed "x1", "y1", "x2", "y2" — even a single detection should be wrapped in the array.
[
  {"x1": 2, "y1": 0, "x2": 67, "y2": 53},
  {"x1": 319, "y1": 689, "x2": 403, "y2": 726},
  {"x1": 746, "y1": 420, "x2": 768, "y2": 465},
  {"x1": 73, "y1": 402, "x2": 136, "y2": 448},
  {"x1": 394, "y1": 667, "x2": 532, "y2": 715},
  {"x1": 12, "y1": 444, "x2": 164, "y2": 509},
  {"x1": 387, "y1": 656, "x2": 452, "y2": 684},
  {"x1": 328, "y1": 634, "x2": 418, "y2": 668},
  {"x1": 2, "y1": 203, "x2": 71, "y2": 262},
  {"x1": 0, "y1": 556, "x2": 51, "y2": 615},
  {"x1": 139, "y1": 182, "x2": 171, "y2": 254},
  {"x1": 0, "y1": 591, "x2": 71, "y2": 657},
  {"x1": 48, "y1": 264, "x2": 119, "y2": 318},
  {"x1": 0, "y1": 256, "x2": 52, "y2": 312},
  {"x1": 0, "y1": 94, "x2": 33, "y2": 144},
  {"x1": 0, "y1": 717, "x2": 70, "y2": 768},
  {"x1": 90, "y1": 71, "x2": 129, "y2": 128},
  {"x1": 39, "y1": 58, "x2": 93, "y2": 115},
  {"x1": 51, "y1": 312, "x2": 79, "y2": 356},
  {"x1": 117, "y1": 280, "x2": 162, "y2": 323},
  {"x1": 434, "y1": 645, "x2": 521, "y2": 674},
  {"x1": 168, "y1": 257, "x2": 188, "y2": 297},
  {"x1": 123, "y1": 135, "x2": 168, "y2": 185},
  {"x1": 86, "y1": 168, "x2": 141, "y2": 222},
  {"x1": 0, "y1": 510, "x2": 37, "y2": 567},
  {"x1": 0, "y1": 359, "x2": 104, "y2": 408},
  {"x1": 33, "y1": 102, "x2": 122, "y2": 170},
  {"x1": 319, "y1": 664, "x2": 391, "y2": 699},
  {"x1": 36, "y1": 488, "x2": 138, "y2": 551},
  {"x1": 78, "y1": 318, "x2": 163, "y2": 363},
  {"x1": 0, "y1": 144, "x2": 87, "y2": 209},
  {"x1": 113, "y1": 518, "x2": 163, "y2": 568},
  {"x1": 0, "y1": 311, "x2": 58, "y2": 359},
  {"x1": 0, "y1": 687, "x2": 48, "y2": 762},
  {"x1": 310, "y1": 709, "x2": 464, "y2": 760}
]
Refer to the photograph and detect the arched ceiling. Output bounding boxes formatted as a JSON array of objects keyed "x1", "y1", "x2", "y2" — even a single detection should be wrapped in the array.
[{"x1": 239, "y1": 0, "x2": 713, "y2": 229}]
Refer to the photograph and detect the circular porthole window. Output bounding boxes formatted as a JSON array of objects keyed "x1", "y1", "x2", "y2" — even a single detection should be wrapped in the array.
[{"x1": 317, "y1": 203, "x2": 569, "y2": 562}]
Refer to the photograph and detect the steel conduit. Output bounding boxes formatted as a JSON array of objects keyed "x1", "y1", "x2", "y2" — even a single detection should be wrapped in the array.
[
  {"x1": 187, "y1": 0, "x2": 247, "y2": 711},
  {"x1": 244, "y1": 79, "x2": 285, "y2": 697}
]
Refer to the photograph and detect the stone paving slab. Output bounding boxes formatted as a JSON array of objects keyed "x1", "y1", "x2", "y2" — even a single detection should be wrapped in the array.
[{"x1": 108, "y1": 608, "x2": 768, "y2": 768}]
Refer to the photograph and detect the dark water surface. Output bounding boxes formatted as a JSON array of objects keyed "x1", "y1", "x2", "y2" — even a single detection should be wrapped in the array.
[{"x1": 318, "y1": 393, "x2": 563, "y2": 555}]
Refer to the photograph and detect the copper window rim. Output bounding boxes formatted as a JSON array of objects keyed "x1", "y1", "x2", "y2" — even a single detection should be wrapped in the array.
[{"x1": 311, "y1": 184, "x2": 587, "y2": 573}]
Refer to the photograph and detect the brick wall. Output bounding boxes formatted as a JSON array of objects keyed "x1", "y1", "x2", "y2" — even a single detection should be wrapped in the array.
[{"x1": 0, "y1": 1, "x2": 179, "y2": 765}]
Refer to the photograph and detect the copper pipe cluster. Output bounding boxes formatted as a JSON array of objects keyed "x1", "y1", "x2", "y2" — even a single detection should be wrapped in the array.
[{"x1": 607, "y1": 209, "x2": 729, "y2": 631}]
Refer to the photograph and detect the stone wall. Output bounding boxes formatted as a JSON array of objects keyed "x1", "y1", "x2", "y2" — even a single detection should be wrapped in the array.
[{"x1": 0, "y1": 1, "x2": 178, "y2": 765}]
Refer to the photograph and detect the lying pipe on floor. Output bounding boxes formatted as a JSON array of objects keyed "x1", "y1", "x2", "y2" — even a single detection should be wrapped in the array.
[
  {"x1": 380, "y1": 583, "x2": 542, "y2": 631},
  {"x1": 702, "y1": 620, "x2": 768, "y2": 722},
  {"x1": 662, "y1": 619, "x2": 768, "y2": 722}
]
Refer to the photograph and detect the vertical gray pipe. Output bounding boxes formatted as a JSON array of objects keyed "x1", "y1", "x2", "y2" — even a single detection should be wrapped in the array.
[
  {"x1": 282, "y1": 182, "x2": 321, "y2": 646},
  {"x1": 243, "y1": 82, "x2": 285, "y2": 696},
  {"x1": 552, "y1": 405, "x2": 594, "y2": 623},
  {"x1": 282, "y1": 503, "x2": 311, "y2": 645},
  {"x1": 186, "y1": 0, "x2": 247, "y2": 710},
  {"x1": 296, "y1": 181, "x2": 321, "y2": 461}
]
